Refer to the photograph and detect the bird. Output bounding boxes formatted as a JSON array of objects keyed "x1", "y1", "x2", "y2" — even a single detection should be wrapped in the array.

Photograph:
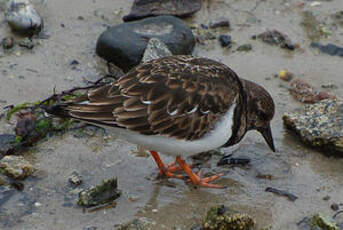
[{"x1": 46, "y1": 55, "x2": 275, "y2": 189}]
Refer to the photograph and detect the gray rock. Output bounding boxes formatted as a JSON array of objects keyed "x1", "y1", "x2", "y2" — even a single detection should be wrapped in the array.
[
  {"x1": 0, "y1": 134, "x2": 16, "y2": 156},
  {"x1": 0, "y1": 155, "x2": 35, "y2": 179},
  {"x1": 5, "y1": 0, "x2": 43, "y2": 36},
  {"x1": 142, "y1": 38, "x2": 172, "y2": 62},
  {"x1": 283, "y1": 99, "x2": 343, "y2": 155},
  {"x1": 96, "y1": 15, "x2": 195, "y2": 72}
]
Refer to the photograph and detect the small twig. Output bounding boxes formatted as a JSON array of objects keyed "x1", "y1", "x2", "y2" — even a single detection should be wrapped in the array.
[
  {"x1": 37, "y1": 75, "x2": 114, "y2": 108},
  {"x1": 265, "y1": 187, "x2": 298, "y2": 202}
]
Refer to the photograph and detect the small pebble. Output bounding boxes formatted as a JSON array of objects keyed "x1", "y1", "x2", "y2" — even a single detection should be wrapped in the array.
[
  {"x1": 323, "y1": 195, "x2": 330, "y2": 201},
  {"x1": 152, "y1": 209, "x2": 158, "y2": 213},
  {"x1": 331, "y1": 203, "x2": 339, "y2": 211},
  {"x1": 34, "y1": 202, "x2": 42, "y2": 207},
  {"x1": 278, "y1": 69, "x2": 294, "y2": 81},
  {"x1": 70, "y1": 60, "x2": 80, "y2": 65},
  {"x1": 209, "y1": 18, "x2": 230, "y2": 29},
  {"x1": 236, "y1": 44, "x2": 252, "y2": 51},
  {"x1": 2, "y1": 37, "x2": 15, "y2": 49},
  {"x1": 69, "y1": 171, "x2": 82, "y2": 186},
  {"x1": 19, "y1": 38, "x2": 34, "y2": 49},
  {"x1": 200, "y1": 24, "x2": 208, "y2": 29},
  {"x1": 219, "y1": 35, "x2": 231, "y2": 47}
]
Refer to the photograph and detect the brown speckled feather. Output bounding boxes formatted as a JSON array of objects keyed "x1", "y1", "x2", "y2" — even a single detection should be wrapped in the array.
[{"x1": 56, "y1": 56, "x2": 245, "y2": 140}]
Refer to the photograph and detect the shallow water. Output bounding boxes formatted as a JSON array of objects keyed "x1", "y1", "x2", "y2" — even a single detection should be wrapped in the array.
[{"x1": 1, "y1": 0, "x2": 343, "y2": 229}]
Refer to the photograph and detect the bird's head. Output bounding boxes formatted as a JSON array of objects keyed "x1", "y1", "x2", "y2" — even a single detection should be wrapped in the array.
[{"x1": 241, "y1": 79, "x2": 275, "y2": 152}]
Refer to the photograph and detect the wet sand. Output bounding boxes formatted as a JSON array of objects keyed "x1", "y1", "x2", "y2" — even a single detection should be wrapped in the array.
[{"x1": 1, "y1": 0, "x2": 343, "y2": 229}]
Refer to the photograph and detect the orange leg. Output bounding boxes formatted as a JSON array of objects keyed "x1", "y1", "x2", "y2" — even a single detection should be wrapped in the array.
[
  {"x1": 176, "y1": 156, "x2": 225, "y2": 189},
  {"x1": 150, "y1": 150, "x2": 184, "y2": 179}
]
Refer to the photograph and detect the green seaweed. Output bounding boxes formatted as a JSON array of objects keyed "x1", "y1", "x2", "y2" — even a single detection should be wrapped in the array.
[
  {"x1": 6, "y1": 101, "x2": 41, "y2": 120},
  {"x1": 15, "y1": 135, "x2": 22, "y2": 143}
]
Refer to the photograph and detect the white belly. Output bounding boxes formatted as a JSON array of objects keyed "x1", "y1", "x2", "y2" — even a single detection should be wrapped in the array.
[{"x1": 104, "y1": 103, "x2": 236, "y2": 157}]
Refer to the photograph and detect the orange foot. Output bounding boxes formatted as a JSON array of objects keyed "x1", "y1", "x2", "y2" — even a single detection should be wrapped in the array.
[
  {"x1": 150, "y1": 150, "x2": 185, "y2": 179},
  {"x1": 176, "y1": 156, "x2": 225, "y2": 189}
]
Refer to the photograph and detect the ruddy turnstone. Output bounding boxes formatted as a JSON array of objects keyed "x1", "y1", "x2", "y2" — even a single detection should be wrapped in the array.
[{"x1": 46, "y1": 55, "x2": 275, "y2": 188}]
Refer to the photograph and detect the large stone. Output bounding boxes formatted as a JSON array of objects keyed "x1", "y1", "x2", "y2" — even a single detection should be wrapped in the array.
[
  {"x1": 96, "y1": 16, "x2": 195, "y2": 72},
  {"x1": 283, "y1": 99, "x2": 343, "y2": 155},
  {"x1": 123, "y1": 0, "x2": 202, "y2": 22}
]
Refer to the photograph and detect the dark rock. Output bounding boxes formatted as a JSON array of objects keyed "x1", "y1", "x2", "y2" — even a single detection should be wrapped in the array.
[
  {"x1": 70, "y1": 60, "x2": 80, "y2": 65},
  {"x1": 311, "y1": 42, "x2": 343, "y2": 57},
  {"x1": 265, "y1": 187, "x2": 298, "y2": 202},
  {"x1": 200, "y1": 24, "x2": 208, "y2": 30},
  {"x1": 0, "y1": 134, "x2": 16, "y2": 156},
  {"x1": 1, "y1": 37, "x2": 15, "y2": 49},
  {"x1": 256, "y1": 30, "x2": 295, "y2": 50},
  {"x1": 5, "y1": 0, "x2": 43, "y2": 36},
  {"x1": 78, "y1": 178, "x2": 120, "y2": 207},
  {"x1": 219, "y1": 35, "x2": 231, "y2": 47},
  {"x1": 209, "y1": 18, "x2": 230, "y2": 29},
  {"x1": 283, "y1": 99, "x2": 343, "y2": 155},
  {"x1": 123, "y1": 0, "x2": 202, "y2": 22},
  {"x1": 96, "y1": 16, "x2": 195, "y2": 72},
  {"x1": 14, "y1": 112, "x2": 36, "y2": 137},
  {"x1": 18, "y1": 38, "x2": 34, "y2": 49},
  {"x1": 331, "y1": 203, "x2": 340, "y2": 211},
  {"x1": 142, "y1": 38, "x2": 172, "y2": 62}
]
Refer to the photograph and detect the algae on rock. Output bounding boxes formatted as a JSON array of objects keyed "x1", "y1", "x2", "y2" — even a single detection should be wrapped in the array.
[{"x1": 203, "y1": 205, "x2": 255, "y2": 230}]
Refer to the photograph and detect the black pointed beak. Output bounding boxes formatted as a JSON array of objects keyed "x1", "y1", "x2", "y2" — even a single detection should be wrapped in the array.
[{"x1": 259, "y1": 125, "x2": 275, "y2": 152}]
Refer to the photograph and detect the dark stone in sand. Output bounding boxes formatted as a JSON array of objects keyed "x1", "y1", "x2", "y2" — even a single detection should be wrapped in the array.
[
  {"x1": 255, "y1": 29, "x2": 295, "y2": 50},
  {"x1": 311, "y1": 42, "x2": 343, "y2": 57},
  {"x1": 1, "y1": 37, "x2": 15, "y2": 49},
  {"x1": 209, "y1": 18, "x2": 230, "y2": 29},
  {"x1": 123, "y1": 0, "x2": 202, "y2": 22},
  {"x1": 219, "y1": 34, "x2": 231, "y2": 47},
  {"x1": 96, "y1": 16, "x2": 195, "y2": 72},
  {"x1": 0, "y1": 134, "x2": 16, "y2": 156}
]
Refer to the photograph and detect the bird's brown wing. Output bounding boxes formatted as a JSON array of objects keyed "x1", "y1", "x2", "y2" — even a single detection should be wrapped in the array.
[{"x1": 57, "y1": 56, "x2": 243, "y2": 140}]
